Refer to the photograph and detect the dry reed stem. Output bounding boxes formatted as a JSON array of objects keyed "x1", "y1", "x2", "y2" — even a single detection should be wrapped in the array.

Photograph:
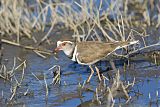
[
  {"x1": 74, "y1": 1, "x2": 116, "y2": 42},
  {"x1": 31, "y1": 72, "x2": 43, "y2": 85},
  {"x1": 48, "y1": 65, "x2": 61, "y2": 85},
  {"x1": 2, "y1": 39, "x2": 52, "y2": 55},
  {"x1": 9, "y1": 59, "x2": 26, "y2": 101},
  {"x1": 33, "y1": 50, "x2": 47, "y2": 58},
  {"x1": 0, "y1": 0, "x2": 159, "y2": 45},
  {"x1": 126, "y1": 42, "x2": 160, "y2": 58},
  {"x1": 104, "y1": 69, "x2": 135, "y2": 106},
  {"x1": 44, "y1": 74, "x2": 48, "y2": 100}
]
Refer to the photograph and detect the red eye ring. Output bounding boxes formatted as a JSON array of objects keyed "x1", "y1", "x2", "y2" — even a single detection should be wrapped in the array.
[{"x1": 62, "y1": 42, "x2": 66, "y2": 46}]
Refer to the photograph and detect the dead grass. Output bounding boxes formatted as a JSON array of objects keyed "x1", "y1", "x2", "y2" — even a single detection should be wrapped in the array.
[
  {"x1": 1, "y1": 0, "x2": 160, "y2": 45},
  {"x1": 0, "y1": 57, "x2": 26, "y2": 102},
  {"x1": 77, "y1": 69, "x2": 135, "y2": 106}
]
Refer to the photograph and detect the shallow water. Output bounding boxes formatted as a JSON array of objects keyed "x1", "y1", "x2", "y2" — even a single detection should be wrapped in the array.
[{"x1": 1, "y1": 42, "x2": 160, "y2": 107}]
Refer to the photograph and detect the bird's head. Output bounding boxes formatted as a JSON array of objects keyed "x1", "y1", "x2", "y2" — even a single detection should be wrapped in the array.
[{"x1": 54, "y1": 41, "x2": 75, "y2": 56}]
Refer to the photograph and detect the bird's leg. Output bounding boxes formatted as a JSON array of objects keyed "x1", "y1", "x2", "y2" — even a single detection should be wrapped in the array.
[
  {"x1": 95, "y1": 66, "x2": 102, "y2": 81},
  {"x1": 109, "y1": 60, "x2": 118, "y2": 72},
  {"x1": 87, "y1": 65, "x2": 94, "y2": 83}
]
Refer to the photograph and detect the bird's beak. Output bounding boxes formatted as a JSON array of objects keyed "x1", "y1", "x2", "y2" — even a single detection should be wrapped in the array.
[
  {"x1": 53, "y1": 46, "x2": 61, "y2": 60},
  {"x1": 53, "y1": 46, "x2": 61, "y2": 54},
  {"x1": 54, "y1": 41, "x2": 63, "y2": 53}
]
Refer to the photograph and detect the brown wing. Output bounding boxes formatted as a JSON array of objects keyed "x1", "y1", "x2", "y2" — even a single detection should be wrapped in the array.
[{"x1": 76, "y1": 41, "x2": 127, "y2": 64}]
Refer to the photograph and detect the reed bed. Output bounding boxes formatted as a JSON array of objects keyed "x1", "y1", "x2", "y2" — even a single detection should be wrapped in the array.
[
  {"x1": 0, "y1": 57, "x2": 26, "y2": 103},
  {"x1": 77, "y1": 70, "x2": 135, "y2": 106},
  {"x1": 1, "y1": 0, "x2": 160, "y2": 44}
]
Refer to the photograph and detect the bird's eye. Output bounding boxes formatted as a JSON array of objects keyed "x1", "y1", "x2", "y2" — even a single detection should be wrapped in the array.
[{"x1": 62, "y1": 43, "x2": 66, "y2": 46}]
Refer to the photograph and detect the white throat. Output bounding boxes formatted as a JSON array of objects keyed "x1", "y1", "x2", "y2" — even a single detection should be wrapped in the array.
[{"x1": 63, "y1": 48, "x2": 74, "y2": 57}]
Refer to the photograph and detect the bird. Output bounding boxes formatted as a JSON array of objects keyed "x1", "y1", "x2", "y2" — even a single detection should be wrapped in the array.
[{"x1": 54, "y1": 40, "x2": 139, "y2": 82}]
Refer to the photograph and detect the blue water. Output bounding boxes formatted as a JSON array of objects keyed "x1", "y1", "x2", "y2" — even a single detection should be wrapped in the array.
[{"x1": 1, "y1": 42, "x2": 160, "y2": 107}]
